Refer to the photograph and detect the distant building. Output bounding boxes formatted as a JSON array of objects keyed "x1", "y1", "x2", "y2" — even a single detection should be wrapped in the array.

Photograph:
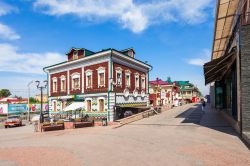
[
  {"x1": 44, "y1": 47, "x2": 151, "y2": 122},
  {"x1": 175, "y1": 81, "x2": 201, "y2": 103},
  {"x1": 35, "y1": 94, "x2": 48, "y2": 103},
  {"x1": 0, "y1": 97, "x2": 28, "y2": 104},
  {"x1": 149, "y1": 78, "x2": 180, "y2": 107}
]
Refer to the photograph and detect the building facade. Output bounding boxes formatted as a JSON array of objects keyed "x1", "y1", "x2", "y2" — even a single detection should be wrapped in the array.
[
  {"x1": 149, "y1": 78, "x2": 180, "y2": 107},
  {"x1": 204, "y1": 0, "x2": 250, "y2": 144},
  {"x1": 35, "y1": 94, "x2": 48, "y2": 103},
  {"x1": 44, "y1": 48, "x2": 151, "y2": 122},
  {"x1": 175, "y1": 81, "x2": 201, "y2": 103}
]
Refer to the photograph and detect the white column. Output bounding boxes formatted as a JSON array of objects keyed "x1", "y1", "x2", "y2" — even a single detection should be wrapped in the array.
[
  {"x1": 67, "y1": 70, "x2": 70, "y2": 95},
  {"x1": 48, "y1": 74, "x2": 51, "y2": 96},
  {"x1": 82, "y1": 67, "x2": 84, "y2": 93}
]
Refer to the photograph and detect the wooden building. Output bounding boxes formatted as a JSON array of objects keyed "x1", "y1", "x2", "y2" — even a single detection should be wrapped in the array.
[{"x1": 44, "y1": 48, "x2": 151, "y2": 122}]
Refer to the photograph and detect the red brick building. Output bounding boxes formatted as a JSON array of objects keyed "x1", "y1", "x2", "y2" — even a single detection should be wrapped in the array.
[{"x1": 44, "y1": 48, "x2": 151, "y2": 121}]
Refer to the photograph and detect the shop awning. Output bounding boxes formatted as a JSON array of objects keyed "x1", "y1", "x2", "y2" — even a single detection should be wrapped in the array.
[
  {"x1": 212, "y1": 0, "x2": 239, "y2": 59},
  {"x1": 204, "y1": 48, "x2": 236, "y2": 85},
  {"x1": 64, "y1": 102, "x2": 85, "y2": 111}
]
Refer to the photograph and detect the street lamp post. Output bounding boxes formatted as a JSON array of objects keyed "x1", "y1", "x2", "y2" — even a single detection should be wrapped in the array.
[
  {"x1": 35, "y1": 80, "x2": 48, "y2": 123},
  {"x1": 27, "y1": 81, "x2": 33, "y2": 122}
]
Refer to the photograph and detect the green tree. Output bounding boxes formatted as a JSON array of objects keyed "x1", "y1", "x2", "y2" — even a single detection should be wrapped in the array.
[
  {"x1": 29, "y1": 97, "x2": 38, "y2": 103},
  {"x1": 0, "y1": 89, "x2": 11, "y2": 98}
]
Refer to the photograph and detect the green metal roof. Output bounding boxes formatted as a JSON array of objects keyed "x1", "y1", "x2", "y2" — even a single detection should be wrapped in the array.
[{"x1": 44, "y1": 48, "x2": 152, "y2": 70}]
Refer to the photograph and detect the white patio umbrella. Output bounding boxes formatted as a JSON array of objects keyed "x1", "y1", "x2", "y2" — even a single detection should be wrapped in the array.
[
  {"x1": 64, "y1": 102, "x2": 85, "y2": 119},
  {"x1": 31, "y1": 115, "x2": 40, "y2": 122}
]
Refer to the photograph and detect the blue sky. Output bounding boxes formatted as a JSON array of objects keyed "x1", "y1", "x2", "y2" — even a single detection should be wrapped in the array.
[{"x1": 0, "y1": 0, "x2": 215, "y2": 97}]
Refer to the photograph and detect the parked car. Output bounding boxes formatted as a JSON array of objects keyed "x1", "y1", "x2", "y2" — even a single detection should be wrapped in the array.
[{"x1": 4, "y1": 115, "x2": 22, "y2": 128}]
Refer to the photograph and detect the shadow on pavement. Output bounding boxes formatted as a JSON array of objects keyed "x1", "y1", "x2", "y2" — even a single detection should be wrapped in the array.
[{"x1": 175, "y1": 104, "x2": 238, "y2": 136}]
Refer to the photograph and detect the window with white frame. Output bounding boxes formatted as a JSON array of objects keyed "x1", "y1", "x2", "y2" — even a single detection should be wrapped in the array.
[
  {"x1": 115, "y1": 67, "x2": 123, "y2": 87},
  {"x1": 125, "y1": 70, "x2": 131, "y2": 87},
  {"x1": 86, "y1": 100, "x2": 92, "y2": 112},
  {"x1": 52, "y1": 77, "x2": 57, "y2": 92},
  {"x1": 85, "y1": 70, "x2": 93, "y2": 88},
  {"x1": 141, "y1": 75, "x2": 146, "y2": 90},
  {"x1": 134, "y1": 73, "x2": 139, "y2": 89},
  {"x1": 97, "y1": 67, "x2": 105, "y2": 87},
  {"x1": 60, "y1": 75, "x2": 66, "y2": 92},
  {"x1": 73, "y1": 51, "x2": 78, "y2": 60},
  {"x1": 71, "y1": 73, "x2": 80, "y2": 90},
  {"x1": 98, "y1": 98, "x2": 105, "y2": 112}
]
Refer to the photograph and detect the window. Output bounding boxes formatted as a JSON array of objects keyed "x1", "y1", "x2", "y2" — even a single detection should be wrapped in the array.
[
  {"x1": 60, "y1": 75, "x2": 66, "y2": 92},
  {"x1": 73, "y1": 51, "x2": 78, "y2": 60},
  {"x1": 71, "y1": 73, "x2": 80, "y2": 90},
  {"x1": 99, "y1": 99, "x2": 104, "y2": 112},
  {"x1": 135, "y1": 73, "x2": 139, "y2": 89},
  {"x1": 117, "y1": 73, "x2": 122, "y2": 86},
  {"x1": 87, "y1": 100, "x2": 92, "y2": 112},
  {"x1": 87, "y1": 75, "x2": 92, "y2": 88},
  {"x1": 125, "y1": 70, "x2": 131, "y2": 87},
  {"x1": 99, "y1": 73, "x2": 104, "y2": 86},
  {"x1": 53, "y1": 101, "x2": 56, "y2": 112},
  {"x1": 97, "y1": 67, "x2": 105, "y2": 87},
  {"x1": 85, "y1": 70, "x2": 93, "y2": 88},
  {"x1": 52, "y1": 77, "x2": 57, "y2": 92},
  {"x1": 141, "y1": 76, "x2": 145, "y2": 90},
  {"x1": 115, "y1": 67, "x2": 122, "y2": 87}
]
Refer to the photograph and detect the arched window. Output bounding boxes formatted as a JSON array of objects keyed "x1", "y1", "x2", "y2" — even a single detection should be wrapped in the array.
[
  {"x1": 71, "y1": 73, "x2": 80, "y2": 90},
  {"x1": 86, "y1": 99, "x2": 92, "y2": 112},
  {"x1": 85, "y1": 70, "x2": 93, "y2": 89},
  {"x1": 52, "y1": 77, "x2": 57, "y2": 92},
  {"x1": 60, "y1": 75, "x2": 66, "y2": 92},
  {"x1": 97, "y1": 67, "x2": 105, "y2": 87},
  {"x1": 98, "y1": 98, "x2": 105, "y2": 112}
]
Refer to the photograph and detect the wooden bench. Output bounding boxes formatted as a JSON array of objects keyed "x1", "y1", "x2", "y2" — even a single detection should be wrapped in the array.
[
  {"x1": 41, "y1": 124, "x2": 64, "y2": 132},
  {"x1": 73, "y1": 121, "x2": 94, "y2": 128}
]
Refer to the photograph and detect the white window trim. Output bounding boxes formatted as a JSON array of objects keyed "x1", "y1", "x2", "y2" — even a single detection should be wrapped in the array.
[
  {"x1": 115, "y1": 67, "x2": 123, "y2": 87},
  {"x1": 60, "y1": 75, "x2": 66, "y2": 92},
  {"x1": 97, "y1": 97, "x2": 105, "y2": 112},
  {"x1": 52, "y1": 77, "x2": 57, "y2": 93},
  {"x1": 141, "y1": 74, "x2": 146, "y2": 90},
  {"x1": 134, "y1": 72, "x2": 139, "y2": 89},
  {"x1": 85, "y1": 69, "x2": 93, "y2": 89},
  {"x1": 85, "y1": 98, "x2": 92, "y2": 112},
  {"x1": 53, "y1": 100, "x2": 57, "y2": 112},
  {"x1": 71, "y1": 72, "x2": 80, "y2": 90},
  {"x1": 97, "y1": 67, "x2": 106, "y2": 88},
  {"x1": 125, "y1": 70, "x2": 131, "y2": 88}
]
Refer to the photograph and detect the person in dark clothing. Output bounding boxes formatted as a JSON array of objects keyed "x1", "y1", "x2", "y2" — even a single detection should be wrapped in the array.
[{"x1": 201, "y1": 99, "x2": 206, "y2": 112}]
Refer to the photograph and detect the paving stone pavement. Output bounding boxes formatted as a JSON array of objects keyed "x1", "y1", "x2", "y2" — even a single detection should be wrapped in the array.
[{"x1": 0, "y1": 103, "x2": 249, "y2": 166}]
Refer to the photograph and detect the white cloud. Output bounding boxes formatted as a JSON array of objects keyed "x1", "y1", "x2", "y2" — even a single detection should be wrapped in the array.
[
  {"x1": 0, "y1": 43, "x2": 66, "y2": 74},
  {"x1": 0, "y1": 23, "x2": 20, "y2": 40},
  {"x1": 34, "y1": 0, "x2": 213, "y2": 33},
  {"x1": 0, "y1": 2, "x2": 20, "y2": 40},
  {"x1": 0, "y1": 1, "x2": 17, "y2": 16},
  {"x1": 187, "y1": 49, "x2": 211, "y2": 66}
]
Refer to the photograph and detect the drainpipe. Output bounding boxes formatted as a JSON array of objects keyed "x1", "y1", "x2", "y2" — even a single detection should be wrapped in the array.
[
  {"x1": 108, "y1": 50, "x2": 113, "y2": 121},
  {"x1": 43, "y1": 68, "x2": 49, "y2": 116}
]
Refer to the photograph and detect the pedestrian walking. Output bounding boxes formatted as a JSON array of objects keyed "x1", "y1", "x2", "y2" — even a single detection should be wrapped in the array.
[{"x1": 201, "y1": 99, "x2": 206, "y2": 113}]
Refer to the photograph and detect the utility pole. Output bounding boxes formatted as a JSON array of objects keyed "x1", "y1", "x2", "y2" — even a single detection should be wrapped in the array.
[{"x1": 27, "y1": 81, "x2": 33, "y2": 122}]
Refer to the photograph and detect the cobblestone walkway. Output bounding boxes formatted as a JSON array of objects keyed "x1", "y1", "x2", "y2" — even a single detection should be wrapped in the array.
[{"x1": 0, "y1": 104, "x2": 249, "y2": 166}]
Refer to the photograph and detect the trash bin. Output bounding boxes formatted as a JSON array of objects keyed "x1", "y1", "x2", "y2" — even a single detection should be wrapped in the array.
[{"x1": 102, "y1": 118, "x2": 107, "y2": 126}]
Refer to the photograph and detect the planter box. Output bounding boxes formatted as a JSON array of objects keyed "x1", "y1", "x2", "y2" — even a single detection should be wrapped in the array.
[{"x1": 41, "y1": 124, "x2": 64, "y2": 132}]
